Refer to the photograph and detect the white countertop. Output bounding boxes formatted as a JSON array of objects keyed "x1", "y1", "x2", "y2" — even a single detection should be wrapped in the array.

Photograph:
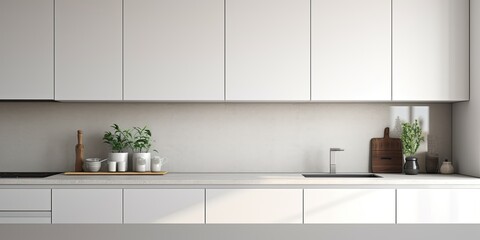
[{"x1": 0, "y1": 173, "x2": 479, "y2": 187}]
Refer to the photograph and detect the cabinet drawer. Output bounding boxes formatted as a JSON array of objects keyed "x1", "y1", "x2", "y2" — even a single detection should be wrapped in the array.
[
  {"x1": 0, "y1": 212, "x2": 51, "y2": 224},
  {"x1": 397, "y1": 189, "x2": 480, "y2": 223},
  {"x1": 206, "y1": 189, "x2": 302, "y2": 224},
  {"x1": 304, "y1": 189, "x2": 395, "y2": 224},
  {"x1": 52, "y1": 189, "x2": 122, "y2": 224},
  {"x1": 0, "y1": 189, "x2": 51, "y2": 211},
  {"x1": 124, "y1": 189, "x2": 205, "y2": 224}
]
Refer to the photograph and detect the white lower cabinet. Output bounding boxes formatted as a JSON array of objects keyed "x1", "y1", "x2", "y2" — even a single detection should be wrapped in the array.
[
  {"x1": 397, "y1": 189, "x2": 480, "y2": 224},
  {"x1": 304, "y1": 189, "x2": 395, "y2": 224},
  {"x1": 52, "y1": 189, "x2": 122, "y2": 224},
  {"x1": 206, "y1": 189, "x2": 302, "y2": 224},
  {"x1": 0, "y1": 189, "x2": 51, "y2": 224},
  {"x1": 6, "y1": 187, "x2": 480, "y2": 225},
  {"x1": 0, "y1": 189, "x2": 51, "y2": 211},
  {"x1": 124, "y1": 189, "x2": 205, "y2": 224}
]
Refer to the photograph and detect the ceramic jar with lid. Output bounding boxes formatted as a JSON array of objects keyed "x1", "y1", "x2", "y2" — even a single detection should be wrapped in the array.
[{"x1": 439, "y1": 159, "x2": 454, "y2": 174}]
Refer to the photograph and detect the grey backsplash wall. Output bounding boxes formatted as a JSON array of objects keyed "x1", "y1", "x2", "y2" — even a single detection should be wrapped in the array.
[{"x1": 0, "y1": 102, "x2": 451, "y2": 172}]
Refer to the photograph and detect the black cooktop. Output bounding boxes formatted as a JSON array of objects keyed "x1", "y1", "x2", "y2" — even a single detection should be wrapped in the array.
[{"x1": 0, "y1": 172, "x2": 61, "y2": 178}]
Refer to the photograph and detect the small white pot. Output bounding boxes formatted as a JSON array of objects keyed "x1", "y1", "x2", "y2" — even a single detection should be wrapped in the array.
[
  {"x1": 133, "y1": 152, "x2": 151, "y2": 172},
  {"x1": 108, "y1": 152, "x2": 129, "y2": 171}
]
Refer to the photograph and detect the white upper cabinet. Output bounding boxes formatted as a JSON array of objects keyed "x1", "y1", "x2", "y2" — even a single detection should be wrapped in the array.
[
  {"x1": 55, "y1": 0, "x2": 122, "y2": 101},
  {"x1": 226, "y1": 0, "x2": 310, "y2": 101},
  {"x1": 124, "y1": 0, "x2": 224, "y2": 101},
  {"x1": 0, "y1": 0, "x2": 53, "y2": 100},
  {"x1": 393, "y1": 0, "x2": 469, "y2": 101},
  {"x1": 311, "y1": 0, "x2": 391, "y2": 101}
]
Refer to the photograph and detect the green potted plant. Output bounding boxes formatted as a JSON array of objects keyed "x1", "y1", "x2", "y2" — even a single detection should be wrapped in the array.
[
  {"x1": 401, "y1": 119, "x2": 425, "y2": 175},
  {"x1": 103, "y1": 124, "x2": 132, "y2": 171},
  {"x1": 130, "y1": 126, "x2": 154, "y2": 172}
]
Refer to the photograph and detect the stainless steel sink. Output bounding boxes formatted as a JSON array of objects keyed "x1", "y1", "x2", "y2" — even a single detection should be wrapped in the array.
[{"x1": 302, "y1": 173, "x2": 382, "y2": 178}]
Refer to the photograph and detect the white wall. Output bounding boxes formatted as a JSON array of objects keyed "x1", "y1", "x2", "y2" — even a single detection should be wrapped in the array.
[
  {"x1": 453, "y1": 0, "x2": 479, "y2": 177},
  {"x1": 0, "y1": 103, "x2": 451, "y2": 172}
]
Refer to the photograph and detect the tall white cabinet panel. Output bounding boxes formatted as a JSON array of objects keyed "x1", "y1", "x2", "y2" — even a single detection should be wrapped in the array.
[
  {"x1": 55, "y1": 0, "x2": 122, "y2": 101},
  {"x1": 52, "y1": 189, "x2": 122, "y2": 224},
  {"x1": 304, "y1": 189, "x2": 395, "y2": 224},
  {"x1": 124, "y1": 189, "x2": 205, "y2": 224},
  {"x1": 393, "y1": 0, "x2": 469, "y2": 101},
  {"x1": 226, "y1": 0, "x2": 310, "y2": 101},
  {"x1": 206, "y1": 189, "x2": 302, "y2": 223},
  {"x1": 311, "y1": 0, "x2": 391, "y2": 101},
  {"x1": 397, "y1": 189, "x2": 480, "y2": 224},
  {"x1": 0, "y1": 0, "x2": 53, "y2": 99},
  {"x1": 124, "y1": 0, "x2": 224, "y2": 101}
]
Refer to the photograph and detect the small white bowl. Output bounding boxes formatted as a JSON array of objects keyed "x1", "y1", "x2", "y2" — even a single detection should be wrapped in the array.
[
  {"x1": 84, "y1": 161, "x2": 102, "y2": 172},
  {"x1": 85, "y1": 158, "x2": 102, "y2": 162}
]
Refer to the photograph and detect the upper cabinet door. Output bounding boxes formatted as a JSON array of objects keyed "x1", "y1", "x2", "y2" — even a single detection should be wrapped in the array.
[
  {"x1": 0, "y1": 0, "x2": 53, "y2": 100},
  {"x1": 55, "y1": 0, "x2": 122, "y2": 101},
  {"x1": 311, "y1": 0, "x2": 391, "y2": 101},
  {"x1": 124, "y1": 0, "x2": 224, "y2": 101},
  {"x1": 226, "y1": 0, "x2": 310, "y2": 101},
  {"x1": 393, "y1": 0, "x2": 469, "y2": 101}
]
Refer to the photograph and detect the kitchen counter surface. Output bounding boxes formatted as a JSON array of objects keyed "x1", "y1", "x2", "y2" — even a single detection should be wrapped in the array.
[{"x1": 0, "y1": 173, "x2": 479, "y2": 187}]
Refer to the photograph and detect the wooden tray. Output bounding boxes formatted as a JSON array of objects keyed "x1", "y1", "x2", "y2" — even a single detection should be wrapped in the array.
[{"x1": 64, "y1": 171, "x2": 168, "y2": 175}]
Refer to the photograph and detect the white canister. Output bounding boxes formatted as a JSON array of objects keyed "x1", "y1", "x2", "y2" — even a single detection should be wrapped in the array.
[
  {"x1": 108, "y1": 161, "x2": 117, "y2": 172},
  {"x1": 117, "y1": 161, "x2": 126, "y2": 172},
  {"x1": 133, "y1": 152, "x2": 151, "y2": 171},
  {"x1": 151, "y1": 156, "x2": 165, "y2": 172},
  {"x1": 136, "y1": 158, "x2": 147, "y2": 172},
  {"x1": 108, "y1": 152, "x2": 128, "y2": 171}
]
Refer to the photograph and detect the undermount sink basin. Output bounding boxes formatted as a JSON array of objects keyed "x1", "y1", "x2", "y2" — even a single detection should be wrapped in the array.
[{"x1": 302, "y1": 173, "x2": 382, "y2": 178}]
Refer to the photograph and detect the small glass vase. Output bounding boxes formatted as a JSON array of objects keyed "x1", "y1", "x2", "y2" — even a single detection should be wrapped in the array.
[{"x1": 404, "y1": 156, "x2": 419, "y2": 175}]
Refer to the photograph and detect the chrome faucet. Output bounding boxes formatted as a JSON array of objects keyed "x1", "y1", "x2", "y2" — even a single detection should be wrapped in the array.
[{"x1": 329, "y1": 148, "x2": 344, "y2": 174}]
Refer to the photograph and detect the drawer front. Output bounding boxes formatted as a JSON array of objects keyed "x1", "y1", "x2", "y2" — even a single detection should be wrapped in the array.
[
  {"x1": 124, "y1": 189, "x2": 205, "y2": 224},
  {"x1": 397, "y1": 189, "x2": 480, "y2": 223},
  {"x1": 0, "y1": 212, "x2": 51, "y2": 224},
  {"x1": 0, "y1": 189, "x2": 51, "y2": 211},
  {"x1": 206, "y1": 189, "x2": 303, "y2": 224},
  {"x1": 52, "y1": 189, "x2": 122, "y2": 224},
  {"x1": 304, "y1": 189, "x2": 395, "y2": 224}
]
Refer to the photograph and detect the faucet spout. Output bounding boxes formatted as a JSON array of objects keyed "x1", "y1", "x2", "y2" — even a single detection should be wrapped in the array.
[{"x1": 329, "y1": 148, "x2": 345, "y2": 174}]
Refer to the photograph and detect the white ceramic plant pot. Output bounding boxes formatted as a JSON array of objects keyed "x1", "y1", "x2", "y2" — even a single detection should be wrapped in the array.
[
  {"x1": 133, "y1": 152, "x2": 151, "y2": 172},
  {"x1": 108, "y1": 152, "x2": 128, "y2": 171}
]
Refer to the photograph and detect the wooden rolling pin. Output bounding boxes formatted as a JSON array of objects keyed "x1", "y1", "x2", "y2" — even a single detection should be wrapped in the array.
[{"x1": 75, "y1": 130, "x2": 84, "y2": 172}]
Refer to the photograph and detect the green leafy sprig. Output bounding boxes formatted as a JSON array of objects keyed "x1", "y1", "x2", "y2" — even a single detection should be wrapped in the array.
[
  {"x1": 131, "y1": 126, "x2": 153, "y2": 153},
  {"x1": 102, "y1": 124, "x2": 132, "y2": 152},
  {"x1": 400, "y1": 119, "x2": 425, "y2": 157}
]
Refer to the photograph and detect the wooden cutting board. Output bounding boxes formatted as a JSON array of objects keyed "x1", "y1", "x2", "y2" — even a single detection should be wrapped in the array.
[
  {"x1": 64, "y1": 171, "x2": 168, "y2": 175},
  {"x1": 371, "y1": 128, "x2": 403, "y2": 173}
]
